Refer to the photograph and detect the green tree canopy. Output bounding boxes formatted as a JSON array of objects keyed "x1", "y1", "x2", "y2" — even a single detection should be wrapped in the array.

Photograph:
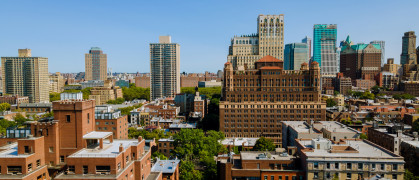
[
  {"x1": 179, "y1": 160, "x2": 202, "y2": 180},
  {"x1": 253, "y1": 137, "x2": 275, "y2": 151},
  {"x1": 359, "y1": 133, "x2": 367, "y2": 139},
  {"x1": 122, "y1": 85, "x2": 150, "y2": 101},
  {"x1": 0, "y1": 103, "x2": 11, "y2": 112},
  {"x1": 360, "y1": 91, "x2": 375, "y2": 100},
  {"x1": 107, "y1": 97, "x2": 125, "y2": 104},
  {"x1": 393, "y1": 93, "x2": 415, "y2": 100},
  {"x1": 326, "y1": 98, "x2": 337, "y2": 107},
  {"x1": 49, "y1": 92, "x2": 61, "y2": 102}
]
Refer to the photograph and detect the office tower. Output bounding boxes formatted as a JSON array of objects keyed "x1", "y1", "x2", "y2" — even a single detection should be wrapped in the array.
[
  {"x1": 227, "y1": 14, "x2": 284, "y2": 70},
  {"x1": 85, "y1": 47, "x2": 107, "y2": 81},
  {"x1": 220, "y1": 55, "x2": 325, "y2": 147},
  {"x1": 400, "y1": 31, "x2": 419, "y2": 81},
  {"x1": 302, "y1": 36, "x2": 312, "y2": 59},
  {"x1": 1, "y1": 49, "x2": 49, "y2": 103},
  {"x1": 340, "y1": 35, "x2": 382, "y2": 83},
  {"x1": 284, "y1": 43, "x2": 309, "y2": 70},
  {"x1": 313, "y1": 24, "x2": 338, "y2": 75},
  {"x1": 371, "y1": 40, "x2": 385, "y2": 67},
  {"x1": 150, "y1": 36, "x2": 180, "y2": 100}
]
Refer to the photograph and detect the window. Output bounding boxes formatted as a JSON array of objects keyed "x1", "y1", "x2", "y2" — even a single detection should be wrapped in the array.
[
  {"x1": 381, "y1": 164, "x2": 385, "y2": 170},
  {"x1": 335, "y1": 162, "x2": 339, "y2": 169},
  {"x1": 392, "y1": 174, "x2": 397, "y2": 179},
  {"x1": 28, "y1": 163, "x2": 32, "y2": 172},
  {"x1": 96, "y1": 166, "x2": 111, "y2": 174},
  {"x1": 313, "y1": 162, "x2": 318, "y2": 169},
  {"x1": 118, "y1": 163, "x2": 121, "y2": 170},
  {"x1": 264, "y1": 176, "x2": 268, "y2": 180},
  {"x1": 313, "y1": 173, "x2": 318, "y2": 179},
  {"x1": 96, "y1": 122, "x2": 99, "y2": 125},
  {"x1": 347, "y1": 173, "x2": 351, "y2": 179},
  {"x1": 60, "y1": 156, "x2": 65, "y2": 163},
  {"x1": 87, "y1": 113, "x2": 90, "y2": 123},
  {"x1": 326, "y1": 163, "x2": 330, "y2": 169},
  {"x1": 66, "y1": 115, "x2": 71, "y2": 122},
  {"x1": 292, "y1": 176, "x2": 296, "y2": 180},
  {"x1": 24, "y1": 146, "x2": 30, "y2": 153},
  {"x1": 7, "y1": 166, "x2": 22, "y2": 174},
  {"x1": 358, "y1": 163, "x2": 363, "y2": 170},
  {"x1": 279, "y1": 176, "x2": 282, "y2": 180},
  {"x1": 347, "y1": 163, "x2": 352, "y2": 169},
  {"x1": 393, "y1": 164, "x2": 397, "y2": 171},
  {"x1": 68, "y1": 166, "x2": 75, "y2": 174},
  {"x1": 372, "y1": 163, "x2": 376, "y2": 170},
  {"x1": 126, "y1": 156, "x2": 129, "y2": 162},
  {"x1": 37, "y1": 159, "x2": 40, "y2": 167},
  {"x1": 49, "y1": 147, "x2": 54, "y2": 153},
  {"x1": 83, "y1": 166, "x2": 88, "y2": 174}
]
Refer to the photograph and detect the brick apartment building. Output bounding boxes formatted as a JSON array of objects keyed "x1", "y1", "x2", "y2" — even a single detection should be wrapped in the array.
[
  {"x1": 0, "y1": 95, "x2": 29, "y2": 105},
  {"x1": 95, "y1": 105, "x2": 129, "y2": 139},
  {"x1": 220, "y1": 55, "x2": 326, "y2": 147}
]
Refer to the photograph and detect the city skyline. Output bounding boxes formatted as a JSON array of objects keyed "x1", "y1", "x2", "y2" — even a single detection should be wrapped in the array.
[{"x1": 0, "y1": 0, "x2": 419, "y2": 73}]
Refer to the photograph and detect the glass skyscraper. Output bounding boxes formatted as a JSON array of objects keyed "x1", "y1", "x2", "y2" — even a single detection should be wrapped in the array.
[
  {"x1": 284, "y1": 43, "x2": 309, "y2": 70},
  {"x1": 313, "y1": 24, "x2": 338, "y2": 75}
]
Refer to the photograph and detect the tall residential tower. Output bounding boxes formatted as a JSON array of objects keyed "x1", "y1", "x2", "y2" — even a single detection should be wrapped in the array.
[
  {"x1": 227, "y1": 14, "x2": 284, "y2": 70},
  {"x1": 313, "y1": 24, "x2": 338, "y2": 76},
  {"x1": 150, "y1": 36, "x2": 180, "y2": 100},
  {"x1": 85, "y1": 47, "x2": 107, "y2": 81},
  {"x1": 1, "y1": 49, "x2": 49, "y2": 103}
]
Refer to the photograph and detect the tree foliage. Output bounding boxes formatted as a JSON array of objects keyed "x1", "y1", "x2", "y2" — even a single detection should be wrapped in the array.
[
  {"x1": 405, "y1": 169, "x2": 419, "y2": 180},
  {"x1": 393, "y1": 93, "x2": 415, "y2": 100},
  {"x1": 412, "y1": 120, "x2": 419, "y2": 133},
  {"x1": 326, "y1": 98, "x2": 337, "y2": 107},
  {"x1": 119, "y1": 104, "x2": 142, "y2": 116},
  {"x1": 107, "y1": 98, "x2": 125, "y2": 104},
  {"x1": 0, "y1": 103, "x2": 11, "y2": 112},
  {"x1": 253, "y1": 137, "x2": 275, "y2": 151},
  {"x1": 359, "y1": 133, "x2": 367, "y2": 139},
  {"x1": 360, "y1": 91, "x2": 375, "y2": 100},
  {"x1": 122, "y1": 84, "x2": 150, "y2": 101},
  {"x1": 0, "y1": 119, "x2": 16, "y2": 136},
  {"x1": 151, "y1": 151, "x2": 168, "y2": 161},
  {"x1": 63, "y1": 87, "x2": 92, "y2": 99},
  {"x1": 49, "y1": 92, "x2": 61, "y2": 102},
  {"x1": 179, "y1": 160, "x2": 203, "y2": 180}
]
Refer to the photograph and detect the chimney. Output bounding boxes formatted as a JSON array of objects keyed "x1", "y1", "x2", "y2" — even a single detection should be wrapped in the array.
[
  {"x1": 119, "y1": 143, "x2": 124, "y2": 153},
  {"x1": 138, "y1": 136, "x2": 143, "y2": 142},
  {"x1": 99, "y1": 138, "x2": 104, "y2": 149}
]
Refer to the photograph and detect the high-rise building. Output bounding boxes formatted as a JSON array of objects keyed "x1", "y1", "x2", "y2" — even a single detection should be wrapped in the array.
[
  {"x1": 383, "y1": 58, "x2": 401, "y2": 76},
  {"x1": 302, "y1": 36, "x2": 312, "y2": 59},
  {"x1": 227, "y1": 14, "x2": 284, "y2": 69},
  {"x1": 371, "y1": 40, "x2": 385, "y2": 67},
  {"x1": 400, "y1": 31, "x2": 419, "y2": 81},
  {"x1": 49, "y1": 72, "x2": 65, "y2": 93},
  {"x1": 400, "y1": 31, "x2": 417, "y2": 66},
  {"x1": 1, "y1": 49, "x2": 49, "y2": 103},
  {"x1": 85, "y1": 47, "x2": 107, "y2": 81},
  {"x1": 313, "y1": 24, "x2": 338, "y2": 75},
  {"x1": 220, "y1": 56, "x2": 325, "y2": 147},
  {"x1": 340, "y1": 35, "x2": 382, "y2": 83},
  {"x1": 150, "y1": 36, "x2": 180, "y2": 100},
  {"x1": 284, "y1": 43, "x2": 309, "y2": 70}
]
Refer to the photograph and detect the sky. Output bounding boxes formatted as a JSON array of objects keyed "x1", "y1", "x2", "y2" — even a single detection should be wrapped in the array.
[{"x1": 0, "y1": 0, "x2": 418, "y2": 74}]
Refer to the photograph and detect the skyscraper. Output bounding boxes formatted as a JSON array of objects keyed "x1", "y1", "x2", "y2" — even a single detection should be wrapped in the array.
[
  {"x1": 1, "y1": 49, "x2": 49, "y2": 103},
  {"x1": 227, "y1": 14, "x2": 284, "y2": 69},
  {"x1": 313, "y1": 24, "x2": 338, "y2": 75},
  {"x1": 371, "y1": 40, "x2": 385, "y2": 67},
  {"x1": 340, "y1": 35, "x2": 382, "y2": 83},
  {"x1": 400, "y1": 31, "x2": 416, "y2": 66},
  {"x1": 284, "y1": 43, "x2": 309, "y2": 70},
  {"x1": 85, "y1": 47, "x2": 107, "y2": 81},
  {"x1": 150, "y1": 36, "x2": 180, "y2": 100},
  {"x1": 302, "y1": 36, "x2": 312, "y2": 59}
]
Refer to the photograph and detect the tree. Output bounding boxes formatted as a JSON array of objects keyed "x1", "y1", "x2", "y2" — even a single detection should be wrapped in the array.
[
  {"x1": 107, "y1": 97, "x2": 125, "y2": 104},
  {"x1": 14, "y1": 113, "x2": 30, "y2": 126},
  {"x1": 0, "y1": 119, "x2": 17, "y2": 136},
  {"x1": 412, "y1": 120, "x2": 419, "y2": 133},
  {"x1": 359, "y1": 133, "x2": 367, "y2": 139},
  {"x1": 151, "y1": 151, "x2": 167, "y2": 161},
  {"x1": 326, "y1": 99, "x2": 337, "y2": 107},
  {"x1": 405, "y1": 169, "x2": 419, "y2": 180},
  {"x1": 393, "y1": 93, "x2": 415, "y2": 100},
  {"x1": 360, "y1": 91, "x2": 375, "y2": 100},
  {"x1": 179, "y1": 160, "x2": 202, "y2": 180},
  {"x1": 119, "y1": 104, "x2": 142, "y2": 116},
  {"x1": 63, "y1": 88, "x2": 91, "y2": 99},
  {"x1": 49, "y1": 92, "x2": 61, "y2": 102},
  {"x1": 333, "y1": 91, "x2": 339, "y2": 96},
  {"x1": 122, "y1": 86, "x2": 150, "y2": 101},
  {"x1": 0, "y1": 103, "x2": 11, "y2": 112},
  {"x1": 253, "y1": 137, "x2": 275, "y2": 151}
]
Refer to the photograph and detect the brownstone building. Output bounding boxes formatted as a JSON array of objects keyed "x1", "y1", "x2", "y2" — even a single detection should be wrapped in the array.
[
  {"x1": 340, "y1": 36, "x2": 382, "y2": 84},
  {"x1": 0, "y1": 95, "x2": 29, "y2": 105},
  {"x1": 220, "y1": 55, "x2": 325, "y2": 147}
]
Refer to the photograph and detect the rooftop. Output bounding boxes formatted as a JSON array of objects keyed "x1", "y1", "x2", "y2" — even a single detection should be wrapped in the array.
[
  {"x1": 240, "y1": 151, "x2": 294, "y2": 161},
  {"x1": 256, "y1": 55, "x2": 282, "y2": 63},
  {"x1": 317, "y1": 121, "x2": 360, "y2": 133},
  {"x1": 169, "y1": 123, "x2": 196, "y2": 129},
  {"x1": 220, "y1": 138, "x2": 259, "y2": 147},
  {"x1": 282, "y1": 121, "x2": 321, "y2": 133},
  {"x1": 83, "y1": 131, "x2": 113, "y2": 139},
  {"x1": 151, "y1": 159, "x2": 180, "y2": 174},
  {"x1": 69, "y1": 139, "x2": 140, "y2": 158},
  {"x1": 298, "y1": 139, "x2": 403, "y2": 161}
]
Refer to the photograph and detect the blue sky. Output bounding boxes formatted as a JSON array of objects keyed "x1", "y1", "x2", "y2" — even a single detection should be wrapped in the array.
[{"x1": 0, "y1": 0, "x2": 418, "y2": 73}]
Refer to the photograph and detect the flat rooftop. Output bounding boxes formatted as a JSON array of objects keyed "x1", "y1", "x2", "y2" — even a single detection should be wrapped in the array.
[
  {"x1": 282, "y1": 121, "x2": 321, "y2": 133},
  {"x1": 317, "y1": 121, "x2": 359, "y2": 133},
  {"x1": 374, "y1": 128, "x2": 415, "y2": 141},
  {"x1": 298, "y1": 139, "x2": 402, "y2": 161},
  {"x1": 169, "y1": 123, "x2": 196, "y2": 129},
  {"x1": 69, "y1": 139, "x2": 139, "y2": 158},
  {"x1": 151, "y1": 159, "x2": 180, "y2": 174},
  {"x1": 240, "y1": 151, "x2": 294, "y2": 161},
  {"x1": 220, "y1": 138, "x2": 259, "y2": 147},
  {"x1": 83, "y1": 131, "x2": 112, "y2": 139}
]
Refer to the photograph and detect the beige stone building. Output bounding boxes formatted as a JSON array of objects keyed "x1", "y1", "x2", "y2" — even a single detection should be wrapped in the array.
[
  {"x1": 227, "y1": 14, "x2": 284, "y2": 70},
  {"x1": 49, "y1": 72, "x2": 65, "y2": 93},
  {"x1": 89, "y1": 80, "x2": 123, "y2": 105},
  {"x1": 297, "y1": 138, "x2": 405, "y2": 180},
  {"x1": 1, "y1": 49, "x2": 49, "y2": 103},
  {"x1": 85, "y1": 47, "x2": 107, "y2": 81},
  {"x1": 383, "y1": 58, "x2": 401, "y2": 76}
]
